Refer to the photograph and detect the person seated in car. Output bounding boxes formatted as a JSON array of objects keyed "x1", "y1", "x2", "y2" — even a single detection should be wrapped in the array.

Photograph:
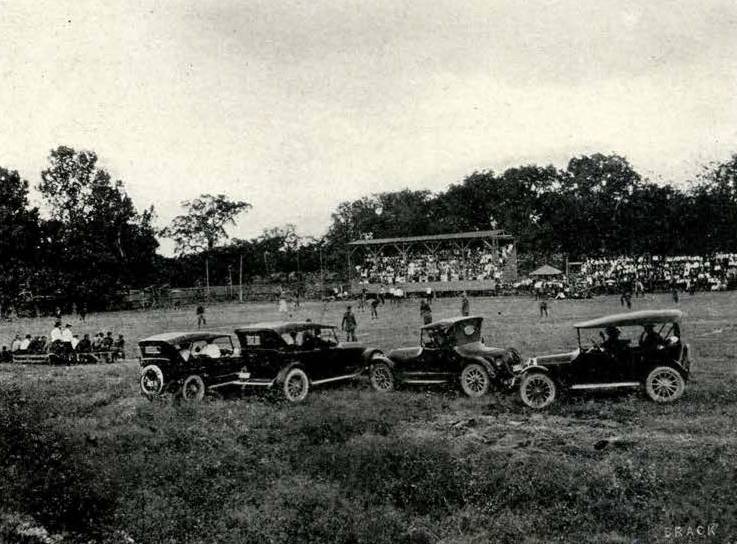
[
  {"x1": 301, "y1": 328, "x2": 317, "y2": 350},
  {"x1": 639, "y1": 323, "x2": 664, "y2": 350},
  {"x1": 601, "y1": 326, "x2": 627, "y2": 354},
  {"x1": 201, "y1": 340, "x2": 221, "y2": 358},
  {"x1": 178, "y1": 343, "x2": 192, "y2": 361}
]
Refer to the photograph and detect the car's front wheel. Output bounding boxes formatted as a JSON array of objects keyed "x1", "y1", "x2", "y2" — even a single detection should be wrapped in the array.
[
  {"x1": 460, "y1": 363, "x2": 490, "y2": 397},
  {"x1": 519, "y1": 371, "x2": 557, "y2": 409},
  {"x1": 181, "y1": 374, "x2": 206, "y2": 402},
  {"x1": 645, "y1": 366, "x2": 685, "y2": 403},
  {"x1": 370, "y1": 361, "x2": 395, "y2": 392},
  {"x1": 283, "y1": 368, "x2": 310, "y2": 402}
]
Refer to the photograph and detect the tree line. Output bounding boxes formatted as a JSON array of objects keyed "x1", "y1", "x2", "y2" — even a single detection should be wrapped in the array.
[{"x1": 2, "y1": 147, "x2": 737, "y2": 307}]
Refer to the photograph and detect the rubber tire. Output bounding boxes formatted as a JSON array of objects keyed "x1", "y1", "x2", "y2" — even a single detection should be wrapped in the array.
[
  {"x1": 282, "y1": 368, "x2": 310, "y2": 403},
  {"x1": 369, "y1": 361, "x2": 395, "y2": 392},
  {"x1": 140, "y1": 365, "x2": 165, "y2": 398},
  {"x1": 519, "y1": 371, "x2": 557, "y2": 409},
  {"x1": 181, "y1": 374, "x2": 206, "y2": 402},
  {"x1": 645, "y1": 366, "x2": 685, "y2": 403},
  {"x1": 460, "y1": 363, "x2": 491, "y2": 398}
]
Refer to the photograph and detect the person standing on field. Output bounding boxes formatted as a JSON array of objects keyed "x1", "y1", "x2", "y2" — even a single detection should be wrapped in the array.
[
  {"x1": 370, "y1": 297, "x2": 379, "y2": 319},
  {"x1": 420, "y1": 297, "x2": 433, "y2": 325},
  {"x1": 461, "y1": 292, "x2": 470, "y2": 316},
  {"x1": 341, "y1": 305, "x2": 357, "y2": 341},
  {"x1": 196, "y1": 304, "x2": 206, "y2": 328}
]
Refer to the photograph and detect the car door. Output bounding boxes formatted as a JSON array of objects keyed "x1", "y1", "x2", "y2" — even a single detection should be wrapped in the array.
[{"x1": 414, "y1": 328, "x2": 451, "y2": 380}]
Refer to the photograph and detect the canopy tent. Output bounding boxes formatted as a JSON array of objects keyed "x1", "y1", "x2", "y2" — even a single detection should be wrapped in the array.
[{"x1": 529, "y1": 264, "x2": 563, "y2": 277}]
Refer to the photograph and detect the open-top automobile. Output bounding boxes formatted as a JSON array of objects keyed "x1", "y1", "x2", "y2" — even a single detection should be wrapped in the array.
[
  {"x1": 516, "y1": 309, "x2": 691, "y2": 409},
  {"x1": 370, "y1": 316, "x2": 521, "y2": 397}
]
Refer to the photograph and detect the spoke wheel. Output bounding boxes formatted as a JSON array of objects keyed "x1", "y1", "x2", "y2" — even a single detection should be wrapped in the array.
[
  {"x1": 283, "y1": 368, "x2": 309, "y2": 403},
  {"x1": 370, "y1": 361, "x2": 395, "y2": 392},
  {"x1": 140, "y1": 365, "x2": 164, "y2": 398},
  {"x1": 520, "y1": 372, "x2": 557, "y2": 409},
  {"x1": 645, "y1": 366, "x2": 685, "y2": 403},
  {"x1": 181, "y1": 374, "x2": 206, "y2": 402},
  {"x1": 460, "y1": 363, "x2": 490, "y2": 397}
]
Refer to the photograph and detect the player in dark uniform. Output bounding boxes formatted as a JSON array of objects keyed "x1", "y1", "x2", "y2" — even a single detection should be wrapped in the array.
[{"x1": 341, "y1": 305, "x2": 357, "y2": 341}]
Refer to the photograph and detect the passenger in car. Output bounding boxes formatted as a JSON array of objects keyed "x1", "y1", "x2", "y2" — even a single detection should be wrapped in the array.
[{"x1": 639, "y1": 324, "x2": 664, "y2": 350}]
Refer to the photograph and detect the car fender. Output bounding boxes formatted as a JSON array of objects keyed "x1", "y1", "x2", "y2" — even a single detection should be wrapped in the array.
[
  {"x1": 275, "y1": 361, "x2": 307, "y2": 385},
  {"x1": 461, "y1": 355, "x2": 496, "y2": 379},
  {"x1": 361, "y1": 347, "x2": 385, "y2": 365}
]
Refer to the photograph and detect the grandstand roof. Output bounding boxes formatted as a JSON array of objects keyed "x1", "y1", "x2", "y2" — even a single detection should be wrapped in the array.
[{"x1": 347, "y1": 230, "x2": 513, "y2": 246}]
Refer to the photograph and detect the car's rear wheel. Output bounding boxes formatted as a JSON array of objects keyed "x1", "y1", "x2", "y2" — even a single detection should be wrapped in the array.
[
  {"x1": 460, "y1": 363, "x2": 490, "y2": 397},
  {"x1": 645, "y1": 366, "x2": 685, "y2": 403},
  {"x1": 181, "y1": 374, "x2": 206, "y2": 402},
  {"x1": 519, "y1": 372, "x2": 557, "y2": 409},
  {"x1": 140, "y1": 365, "x2": 164, "y2": 399},
  {"x1": 370, "y1": 361, "x2": 395, "y2": 392},
  {"x1": 283, "y1": 368, "x2": 310, "y2": 402}
]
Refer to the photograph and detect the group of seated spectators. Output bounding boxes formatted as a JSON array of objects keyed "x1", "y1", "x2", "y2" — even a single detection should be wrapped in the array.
[
  {"x1": 1, "y1": 321, "x2": 126, "y2": 362},
  {"x1": 356, "y1": 244, "x2": 514, "y2": 285},
  {"x1": 576, "y1": 254, "x2": 737, "y2": 293}
]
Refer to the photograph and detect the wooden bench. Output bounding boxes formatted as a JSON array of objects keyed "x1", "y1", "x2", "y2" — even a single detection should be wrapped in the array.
[{"x1": 11, "y1": 351, "x2": 123, "y2": 365}]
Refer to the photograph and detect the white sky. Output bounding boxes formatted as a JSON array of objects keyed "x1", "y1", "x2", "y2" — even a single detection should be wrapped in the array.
[{"x1": 1, "y1": 0, "x2": 736, "y2": 254}]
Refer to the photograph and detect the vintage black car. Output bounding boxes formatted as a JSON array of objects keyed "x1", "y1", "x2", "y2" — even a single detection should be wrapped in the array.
[
  {"x1": 139, "y1": 332, "x2": 242, "y2": 401},
  {"x1": 516, "y1": 309, "x2": 691, "y2": 409},
  {"x1": 370, "y1": 316, "x2": 521, "y2": 397},
  {"x1": 234, "y1": 322, "x2": 387, "y2": 402},
  {"x1": 139, "y1": 323, "x2": 388, "y2": 402}
]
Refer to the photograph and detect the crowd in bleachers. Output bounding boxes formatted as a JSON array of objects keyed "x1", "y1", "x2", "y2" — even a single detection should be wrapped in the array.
[
  {"x1": 576, "y1": 254, "x2": 737, "y2": 293},
  {"x1": 1, "y1": 320, "x2": 126, "y2": 363},
  {"x1": 356, "y1": 244, "x2": 515, "y2": 285}
]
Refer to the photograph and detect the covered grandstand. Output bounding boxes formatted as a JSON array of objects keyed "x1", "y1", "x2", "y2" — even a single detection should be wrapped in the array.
[{"x1": 347, "y1": 230, "x2": 517, "y2": 294}]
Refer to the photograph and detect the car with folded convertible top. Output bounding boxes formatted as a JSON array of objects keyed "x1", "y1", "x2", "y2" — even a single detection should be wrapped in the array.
[
  {"x1": 139, "y1": 322, "x2": 389, "y2": 402},
  {"x1": 369, "y1": 316, "x2": 521, "y2": 397},
  {"x1": 516, "y1": 309, "x2": 691, "y2": 409}
]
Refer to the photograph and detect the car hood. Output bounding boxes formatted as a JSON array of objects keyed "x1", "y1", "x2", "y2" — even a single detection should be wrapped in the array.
[
  {"x1": 455, "y1": 341, "x2": 508, "y2": 359},
  {"x1": 525, "y1": 349, "x2": 580, "y2": 368}
]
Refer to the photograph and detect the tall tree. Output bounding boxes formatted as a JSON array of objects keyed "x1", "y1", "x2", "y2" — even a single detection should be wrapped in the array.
[
  {"x1": 37, "y1": 146, "x2": 159, "y2": 306},
  {"x1": 162, "y1": 194, "x2": 251, "y2": 292},
  {"x1": 0, "y1": 167, "x2": 41, "y2": 300}
]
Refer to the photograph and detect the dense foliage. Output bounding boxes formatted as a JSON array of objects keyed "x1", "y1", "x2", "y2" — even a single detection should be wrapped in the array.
[{"x1": 2, "y1": 149, "x2": 737, "y2": 294}]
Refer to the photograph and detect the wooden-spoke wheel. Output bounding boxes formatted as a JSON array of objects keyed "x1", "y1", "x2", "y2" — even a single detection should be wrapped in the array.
[
  {"x1": 283, "y1": 368, "x2": 310, "y2": 403},
  {"x1": 370, "y1": 361, "x2": 395, "y2": 392},
  {"x1": 519, "y1": 372, "x2": 557, "y2": 409},
  {"x1": 181, "y1": 374, "x2": 206, "y2": 402},
  {"x1": 645, "y1": 366, "x2": 685, "y2": 403},
  {"x1": 460, "y1": 363, "x2": 490, "y2": 398}
]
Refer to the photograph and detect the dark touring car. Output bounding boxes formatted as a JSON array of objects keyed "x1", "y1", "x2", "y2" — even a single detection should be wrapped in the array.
[
  {"x1": 370, "y1": 316, "x2": 521, "y2": 397},
  {"x1": 516, "y1": 309, "x2": 691, "y2": 409},
  {"x1": 139, "y1": 322, "x2": 389, "y2": 402}
]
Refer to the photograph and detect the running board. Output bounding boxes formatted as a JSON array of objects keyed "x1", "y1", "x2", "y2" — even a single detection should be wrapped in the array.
[
  {"x1": 402, "y1": 379, "x2": 448, "y2": 385},
  {"x1": 311, "y1": 373, "x2": 362, "y2": 386},
  {"x1": 570, "y1": 382, "x2": 640, "y2": 390},
  {"x1": 210, "y1": 379, "x2": 274, "y2": 388}
]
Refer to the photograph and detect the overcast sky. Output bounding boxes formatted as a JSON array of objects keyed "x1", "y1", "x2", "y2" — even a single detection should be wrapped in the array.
[{"x1": 1, "y1": 0, "x2": 736, "y2": 253}]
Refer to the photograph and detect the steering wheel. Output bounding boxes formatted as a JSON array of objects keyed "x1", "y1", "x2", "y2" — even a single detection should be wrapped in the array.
[{"x1": 587, "y1": 339, "x2": 601, "y2": 352}]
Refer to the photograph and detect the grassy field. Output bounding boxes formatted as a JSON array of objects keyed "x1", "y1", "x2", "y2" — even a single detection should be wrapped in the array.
[{"x1": 1, "y1": 293, "x2": 737, "y2": 543}]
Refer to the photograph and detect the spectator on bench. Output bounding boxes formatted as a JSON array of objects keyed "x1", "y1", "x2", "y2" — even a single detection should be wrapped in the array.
[
  {"x1": 77, "y1": 334, "x2": 92, "y2": 353},
  {"x1": 113, "y1": 334, "x2": 125, "y2": 359},
  {"x1": 11, "y1": 335, "x2": 22, "y2": 352},
  {"x1": 19, "y1": 334, "x2": 31, "y2": 352}
]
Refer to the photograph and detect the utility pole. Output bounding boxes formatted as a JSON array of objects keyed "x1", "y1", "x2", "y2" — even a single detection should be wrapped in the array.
[{"x1": 239, "y1": 254, "x2": 243, "y2": 302}]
